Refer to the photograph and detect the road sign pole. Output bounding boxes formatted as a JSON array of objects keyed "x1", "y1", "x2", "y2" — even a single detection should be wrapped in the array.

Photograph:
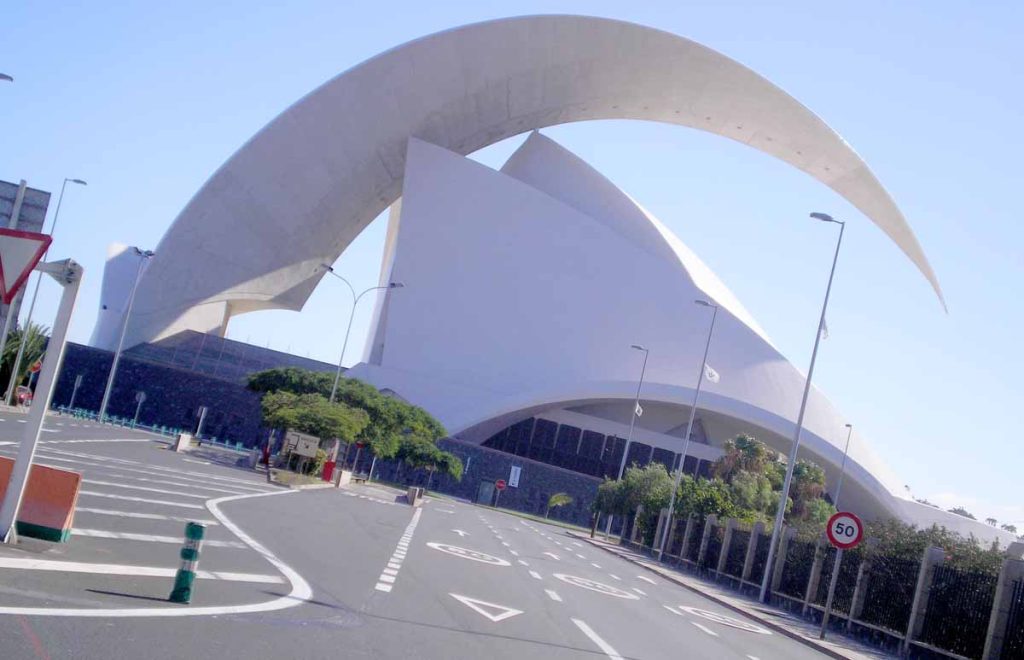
[
  {"x1": 819, "y1": 547, "x2": 844, "y2": 639},
  {"x1": 0, "y1": 259, "x2": 82, "y2": 542},
  {"x1": 67, "y1": 374, "x2": 82, "y2": 410},
  {"x1": 133, "y1": 397, "x2": 143, "y2": 428}
]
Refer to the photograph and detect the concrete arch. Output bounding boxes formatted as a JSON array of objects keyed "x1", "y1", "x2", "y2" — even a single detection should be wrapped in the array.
[{"x1": 124, "y1": 14, "x2": 942, "y2": 348}]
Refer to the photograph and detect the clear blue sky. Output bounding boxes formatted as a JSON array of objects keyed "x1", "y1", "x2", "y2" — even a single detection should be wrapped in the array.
[{"x1": 3, "y1": 1, "x2": 1021, "y2": 527}]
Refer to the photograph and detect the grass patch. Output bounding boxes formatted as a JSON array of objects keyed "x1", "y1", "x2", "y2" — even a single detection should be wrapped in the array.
[{"x1": 270, "y1": 470, "x2": 325, "y2": 487}]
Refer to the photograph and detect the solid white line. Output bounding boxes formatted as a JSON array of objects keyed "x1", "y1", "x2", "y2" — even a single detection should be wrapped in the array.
[
  {"x1": 82, "y1": 479, "x2": 211, "y2": 499},
  {"x1": 74, "y1": 507, "x2": 219, "y2": 525},
  {"x1": 692, "y1": 622, "x2": 719, "y2": 637},
  {"x1": 545, "y1": 589, "x2": 562, "y2": 602},
  {"x1": 105, "y1": 474, "x2": 248, "y2": 495},
  {"x1": 72, "y1": 529, "x2": 246, "y2": 548},
  {"x1": 0, "y1": 489, "x2": 312, "y2": 617},
  {"x1": 79, "y1": 490, "x2": 206, "y2": 509},
  {"x1": 637, "y1": 575, "x2": 656, "y2": 585},
  {"x1": 0, "y1": 557, "x2": 283, "y2": 583},
  {"x1": 572, "y1": 618, "x2": 624, "y2": 660},
  {"x1": 39, "y1": 439, "x2": 154, "y2": 444},
  {"x1": 529, "y1": 570, "x2": 542, "y2": 580}
]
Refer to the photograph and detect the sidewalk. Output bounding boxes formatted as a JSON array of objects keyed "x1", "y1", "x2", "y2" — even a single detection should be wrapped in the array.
[{"x1": 569, "y1": 531, "x2": 894, "y2": 660}]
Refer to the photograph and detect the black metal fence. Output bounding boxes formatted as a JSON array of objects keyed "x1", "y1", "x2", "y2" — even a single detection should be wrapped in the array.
[
  {"x1": 859, "y1": 555, "x2": 919, "y2": 634},
  {"x1": 1004, "y1": 579, "x2": 1024, "y2": 658},
  {"x1": 919, "y1": 565, "x2": 998, "y2": 658},
  {"x1": 779, "y1": 539, "x2": 816, "y2": 600},
  {"x1": 749, "y1": 533, "x2": 771, "y2": 586},
  {"x1": 725, "y1": 529, "x2": 750, "y2": 578},
  {"x1": 812, "y1": 546, "x2": 863, "y2": 615},
  {"x1": 702, "y1": 525, "x2": 723, "y2": 570}
]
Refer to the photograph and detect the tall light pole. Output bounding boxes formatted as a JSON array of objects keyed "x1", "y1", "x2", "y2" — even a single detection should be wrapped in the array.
[
  {"x1": 5, "y1": 178, "x2": 87, "y2": 405},
  {"x1": 657, "y1": 299, "x2": 719, "y2": 560},
  {"x1": 98, "y1": 247, "x2": 154, "y2": 423},
  {"x1": 760, "y1": 212, "x2": 845, "y2": 602},
  {"x1": 321, "y1": 264, "x2": 404, "y2": 403},
  {"x1": 833, "y1": 423, "x2": 853, "y2": 510},
  {"x1": 604, "y1": 344, "x2": 649, "y2": 536}
]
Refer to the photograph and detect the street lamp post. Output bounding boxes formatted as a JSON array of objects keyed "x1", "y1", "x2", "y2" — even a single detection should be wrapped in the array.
[
  {"x1": 98, "y1": 247, "x2": 154, "y2": 424},
  {"x1": 657, "y1": 299, "x2": 719, "y2": 560},
  {"x1": 759, "y1": 212, "x2": 846, "y2": 602},
  {"x1": 833, "y1": 423, "x2": 853, "y2": 510},
  {"x1": 604, "y1": 344, "x2": 649, "y2": 537},
  {"x1": 4, "y1": 178, "x2": 87, "y2": 405}
]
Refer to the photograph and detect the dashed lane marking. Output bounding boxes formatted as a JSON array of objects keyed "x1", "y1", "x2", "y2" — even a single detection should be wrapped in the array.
[
  {"x1": 79, "y1": 490, "x2": 206, "y2": 509},
  {"x1": 636, "y1": 575, "x2": 656, "y2": 585},
  {"x1": 545, "y1": 589, "x2": 562, "y2": 602},
  {"x1": 632, "y1": 588, "x2": 646, "y2": 596},
  {"x1": 0, "y1": 557, "x2": 283, "y2": 583},
  {"x1": 509, "y1": 550, "x2": 519, "y2": 556},
  {"x1": 609, "y1": 574, "x2": 621, "y2": 581},
  {"x1": 529, "y1": 571, "x2": 542, "y2": 580},
  {"x1": 72, "y1": 529, "x2": 246, "y2": 548},
  {"x1": 544, "y1": 552, "x2": 560, "y2": 561},
  {"x1": 517, "y1": 560, "x2": 529, "y2": 567},
  {"x1": 75, "y1": 507, "x2": 219, "y2": 525},
  {"x1": 691, "y1": 622, "x2": 718, "y2": 637},
  {"x1": 591, "y1": 563, "x2": 601, "y2": 569},
  {"x1": 572, "y1": 618, "x2": 624, "y2": 660},
  {"x1": 375, "y1": 508, "x2": 422, "y2": 593}
]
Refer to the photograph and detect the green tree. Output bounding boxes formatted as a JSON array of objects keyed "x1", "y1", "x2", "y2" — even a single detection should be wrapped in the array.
[
  {"x1": 714, "y1": 434, "x2": 778, "y2": 483},
  {"x1": 259, "y1": 391, "x2": 368, "y2": 443},
  {"x1": 1001, "y1": 524, "x2": 1018, "y2": 534},
  {"x1": 395, "y1": 436, "x2": 463, "y2": 487},
  {"x1": 674, "y1": 474, "x2": 738, "y2": 521},
  {"x1": 546, "y1": 493, "x2": 573, "y2": 518},
  {"x1": 789, "y1": 460, "x2": 827, "y2": 520},
  {"x1": 728, "y1": 470, "x2": 776, "y2": 518},
  {"x1": 593, "y1": 478, "x2": 628, "y2": 516},
  {"x1": 948, "y1": 506, "x2": 976, "y2": 520},
  {"x1": 0, "y1": 322, "x2": 50, "y2": 390}
]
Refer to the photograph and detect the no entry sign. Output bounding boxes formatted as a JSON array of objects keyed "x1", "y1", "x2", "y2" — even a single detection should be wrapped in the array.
[
  {"x1": 826, "y1": 511, "x2": 863, "y2": 550},
  {"x1": 495, "y1": 479, "x2": 507, "y2": 491}
]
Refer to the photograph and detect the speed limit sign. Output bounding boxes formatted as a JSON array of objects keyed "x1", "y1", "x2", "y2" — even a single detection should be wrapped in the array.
[{"x1": 826, "y1": 511, "x2": 863, "y2": 549}]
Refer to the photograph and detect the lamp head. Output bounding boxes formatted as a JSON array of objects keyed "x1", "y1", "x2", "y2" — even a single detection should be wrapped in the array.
[
  {"x1": 694, "y1": 299, "x2": 715, "y2": 307},
  {"x1": 845, "y1": 423, "x2": 852, "y2": 429},
  {"x1": 320, "y1": 263, "x2": 335, "y2": 272},
  {"x1": 388, "y1": 282, "x2": 405, "y2": 289},
  {"x1": 69, "y1": 178, "x2": 87, "y2": 186},
  {"x1": 810, "y1": 212, "x2": 836, "y2": 223},
  {"x1": 0, "y1": 74, "x2": 12, "y2": 83},
  {"x1": 630, "y1": 344, "x2": 646, "y2": 351}
]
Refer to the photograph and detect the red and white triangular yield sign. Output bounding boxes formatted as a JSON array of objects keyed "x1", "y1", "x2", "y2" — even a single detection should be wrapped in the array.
[{"x1": 0, "y1": 228, "x2": 52, "y2": 304}]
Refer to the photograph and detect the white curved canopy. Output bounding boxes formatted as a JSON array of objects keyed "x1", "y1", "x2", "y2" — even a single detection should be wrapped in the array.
[{"x1": 124, "y1": 14, "x2": 942, "y2": 347}]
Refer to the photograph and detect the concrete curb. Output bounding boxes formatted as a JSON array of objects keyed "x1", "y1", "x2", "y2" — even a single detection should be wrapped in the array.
[
  {"x1": 569, "y1": 531, "x2": 872, "y2": 660},
  {"x1": 283, "y1": 482, "x2": 335, "y2": 491}
]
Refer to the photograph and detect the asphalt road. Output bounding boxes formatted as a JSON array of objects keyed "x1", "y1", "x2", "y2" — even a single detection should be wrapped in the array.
[{"x1": 0, "y1": 412, "x2": 826, "y2": 659}]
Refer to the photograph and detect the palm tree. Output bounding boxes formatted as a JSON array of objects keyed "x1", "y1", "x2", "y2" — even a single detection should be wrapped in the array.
[
  {"x1": 546, "y1": 492, "x2": 573, "y2": 518},
  {"x1": 0, "y1": 322, "x2": 50, "y2": 393},
  {"x1": 985, "y1": 517, "x2": 998, "y2": 527}
]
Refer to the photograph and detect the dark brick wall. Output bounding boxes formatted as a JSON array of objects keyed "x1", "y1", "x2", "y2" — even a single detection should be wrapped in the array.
[
  {"x1": 53, "y1": 342, "x2": 266, "y2": 445},
  {"x1": 360, "y1": 438, "x2": 601, "y2": 526}
]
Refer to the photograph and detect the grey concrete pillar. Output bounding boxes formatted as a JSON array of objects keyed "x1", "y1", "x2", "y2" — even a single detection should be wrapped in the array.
[
  {"x1": 803, "y1": 537, "x2": 827, "y2": 616},
  {"x1": 697, "y1": 514, "x2": 718, "y2": 568},
  {"x1": 983, "y1": 542, "x2": 1024, "y2": 660},
  {"x1": 717, "y1": 518, "x2": 738, "y2": 576},
  {"x1": 742, "y1": 521, "x2": 765, "y2": 583},
  {"x1": 902, "y1": 546, "x2": 945, "y2": 656},
  {"x1": 680, "y1": 513, "x2": 697, "y2": 564},
  {"x1": 770, "y1": 526, "x2": 795, "y2": 595},
  {"x1": 847, "y1": 556, "x2": 872, "y2": 632},
  {"x1": 629, "y1": 505, "x2": 644, "y2": 545},
  {"x1": 653, "y1": 508, "x2": 670, "y2": 552},
  {"x1": 664, "y1": 513, "x2": 680, "y2": 559}
]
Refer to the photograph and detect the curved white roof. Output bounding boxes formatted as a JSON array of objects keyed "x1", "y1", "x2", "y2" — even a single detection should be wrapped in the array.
[
  {"x1": 347, "y1": 133, "x2": 1007, "y2": 545},
  {"x1": 116, "y1": 14, "x2": 942, "y2": 349}
]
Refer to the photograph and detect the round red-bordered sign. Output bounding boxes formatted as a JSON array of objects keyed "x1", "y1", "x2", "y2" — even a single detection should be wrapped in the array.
[
  {"x1": 495, "y1": 479, "x2": 507, "y2": 491},
  {"x1": 826, "y1": 511, "x2": 863, "y2": 549}
]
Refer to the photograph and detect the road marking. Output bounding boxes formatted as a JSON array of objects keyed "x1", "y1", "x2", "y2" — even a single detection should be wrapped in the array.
[
  {"x1": 591, "y1": 563, "x2": 601, "y2": 569},
  {"x1": 0, "y1": 557, "x2": 283, "y2": 583},
  {"x1": 72, "y1": 529, "x2": 246, "y2": 548},
  {"x1": 82, "y1": 479, "x2": 211, "y2": 499},
  {"x1": 105, "y1": 474, "x2": 249, "y2": 495},
  {"x1": 0, "y1": 489, "x2": 312, "y2": 617},
  {"x1": 449, "y1": 594, "x2": 523, "y2": 622},
  {"x1": 79, "y1": 490, "x2": 206, "y2": 509},
  {"x1": 572, "y1": 618, "x2": 624, "y2": 660},
  {"x1": 529, "y1": 571, "x2": 542, "y2": 580},
  {"x1": 74, "y1": 507, "x2": 218, "y2": 525},
  {"x1": 576, "y1": 553, "x2": 586, "y2": 560},
  {"x1": 554, "y1": 574, "x2": 638, "y2": 599},
  {"x1": 747, "y1": 656, "x2": 761, "y2": 660},
  {"x1": 436, "y1": 509, "x2": 455, "y2": 514},
  {"x1": 517, "y1": 560, "x2": 529, "y2": 566},
  {"x1": 183, "y1": 458, "x2": 210, "y2": 465},
  {"x1": 544, "y1": 552, "x2": 560, "y2": 560},
  {"x1": 375, "y1": 508, "x2": 422, "y2": 594},
  {"x1": 636, "y1": 575, "x2": 656, "y2": 585},
  {"x1": 501, "y1": 541, "x2": 510, "y2": 547},
  {"x1": 691, "y1": 622, "x2": 718, "y2": 637},
  {"x1": 40, "y1": 438, "x2": 155, "y2": 444},
  {"x1": 572, "y1": 542, "x2": 583, "y2": 547},
  {"x1": 632, "y1": 588, "x2": 646, "y2": 596},
  {"x1": 545, "y1": 589, "x2": 562, "y2": 602},
  {"x1": 451, "y1": 529, "x2": 469, "y2": 537},
  {"x1": 509, "y1": 550, "x2": 519, "y2": 556},
  {"x1": 426, "y1": 543, "x2": 511, "y2": 566},
  {"x1": 678, "y1": 606, "x2": 772, "y2": 634},
  {"x1": 609, "y1": 574, "x2": 621, "y2": 581}
]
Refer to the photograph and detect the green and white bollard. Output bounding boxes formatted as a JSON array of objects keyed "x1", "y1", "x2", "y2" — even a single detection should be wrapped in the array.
[{"x1": 169, "y1": 522, "x2": 206, "y2": 603}]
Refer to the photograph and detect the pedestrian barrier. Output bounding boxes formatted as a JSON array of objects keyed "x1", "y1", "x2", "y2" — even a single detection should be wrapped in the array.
[
  {"x1": 169, "y1": 522, "x2": 206, "y2": 604},
  {"x1": 0, "y1": 456, "x2": 81, "y2": 542}
]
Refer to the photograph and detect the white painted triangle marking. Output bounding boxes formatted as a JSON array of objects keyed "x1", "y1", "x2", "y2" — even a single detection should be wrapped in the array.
[{"x1": 449, "y1": 593, "x2": 523, "y2": 622}]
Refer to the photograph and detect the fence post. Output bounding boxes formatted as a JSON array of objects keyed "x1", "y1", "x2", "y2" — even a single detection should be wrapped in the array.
[
  {"x1": 803, "y1": 537, "x2": 827, "y2": 616},
  {"x1": 664, "y1": 512, "x2": 680, "y2": 559},
  {"x1": 846, "y1": 540, "x2": 877, "y2": 633},
  {"x1": 697, "y1": 514, "x2": 718, "y2": 568},
  {"x1": 680, "y1": 513, "x2": 697, "y2": 564},
  {"x1": 743, "y1": 521, "x2": 765, "y2": 583},
  {"x1": 770, "y1": 526, "x2": 795, "y2": 596},
  {"x1": 983, "y1": 542, "x2": 1024, "y2": 660},
  {"x1": 902, "y1": 545, "x2": 945, "y2": 656},
  {"x1": 653, "y1": 507, "x2": 670, "y2": 554},
  {"x1": 629, "y1": 505, "x2": 644, "y2": 546},
  {"x1": 717, "y1": 518, "x2": 737, "y2": 576}
]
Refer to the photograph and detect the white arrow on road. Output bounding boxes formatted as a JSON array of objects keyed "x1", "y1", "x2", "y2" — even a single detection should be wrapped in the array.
[
  {"x1": 450, "y1": 594, "x2": 523, "y2": 622},
  {"x1": 452, "y1": 529, "x2": 469, "y2": 537},
  {"x1": 544, "y1": 552, "x2": 560, "y2": 561}
]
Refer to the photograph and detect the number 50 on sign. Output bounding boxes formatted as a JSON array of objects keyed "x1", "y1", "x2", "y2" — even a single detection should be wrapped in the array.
[{"x1": 826, "y1": 511, "x2": 863, "y2": 550}]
